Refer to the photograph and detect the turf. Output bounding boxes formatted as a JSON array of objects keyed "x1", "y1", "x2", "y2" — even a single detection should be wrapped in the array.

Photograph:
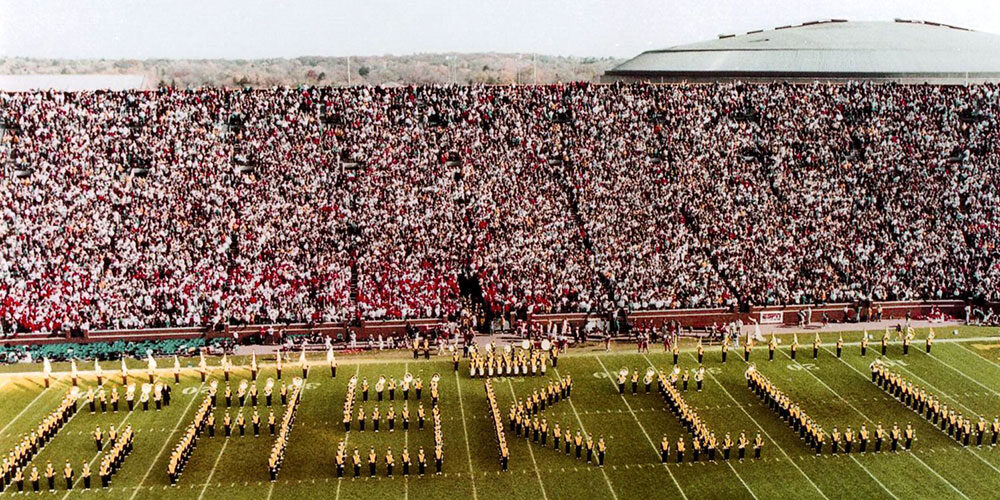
[{"x1": 0, "y1": 326, "x2": 999, "y2": 499}]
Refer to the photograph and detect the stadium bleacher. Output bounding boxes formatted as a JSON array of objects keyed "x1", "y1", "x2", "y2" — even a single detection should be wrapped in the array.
[{"x1": 1, "y1": 82, "x2": 999, "y2": 336}]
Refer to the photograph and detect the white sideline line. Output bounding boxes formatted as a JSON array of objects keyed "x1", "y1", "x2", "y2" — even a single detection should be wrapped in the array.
[
  {"x1": 720, "y1": 354, "x2": 830, "y2": 499},
  {"x1": 551, "y1": 367, "x2": 619, "y2": 500},
  {"x1": 819, "y1": 346, "x2": 980, "y2": 497},
  {"x1": 594, "y1": 355, "x2": 688, "y2": 500},
  {"x1": 780, "y1": 349, "x2": 896, "y2": 500},
  {"x1": 647, "y1": 354, "x2": 757, "y2": 500},
  {"x1": 334, "y1": 364, "x2": 361, "y2": 500},
  {"x1": 129, "y1": 381, "x2": 204, "y2": 500},
  {"x1": 505, "y1": 379, "x2": 548, "y2": 500}
]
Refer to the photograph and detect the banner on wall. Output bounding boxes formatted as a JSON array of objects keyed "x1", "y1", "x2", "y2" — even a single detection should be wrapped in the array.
[{"x1": 759, "y1": 311, "x2": 784, "y2": 324}]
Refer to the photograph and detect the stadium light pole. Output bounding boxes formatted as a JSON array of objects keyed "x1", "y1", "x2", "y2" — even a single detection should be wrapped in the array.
[{"x1": 533, "y1": 53, "x2": 537, "y2": 85}]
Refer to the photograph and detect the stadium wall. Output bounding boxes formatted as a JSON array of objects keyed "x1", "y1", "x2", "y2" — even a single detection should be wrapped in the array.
[{"x1": 0, "y1": 301, "x2": 977, "y2": 348}]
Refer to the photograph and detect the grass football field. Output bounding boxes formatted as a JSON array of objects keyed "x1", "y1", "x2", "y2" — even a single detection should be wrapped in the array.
[{"x1": 2, "y1": 326, "x2": 1000, "y2": 499}]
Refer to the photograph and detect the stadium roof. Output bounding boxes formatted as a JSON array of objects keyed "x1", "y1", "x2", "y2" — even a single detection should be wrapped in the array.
[
  {"x1": 603, "y1": 20, "x2": 1000, "y2": 84},
  {"x1": 0, "y1": 74, "x2": 150, "y2": 92}
]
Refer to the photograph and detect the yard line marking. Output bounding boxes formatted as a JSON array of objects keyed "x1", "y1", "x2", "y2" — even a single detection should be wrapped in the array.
[
  {"x1": 773, "y1": 352, "x2": 897, "y2": 500},
  {"x1": 454, "y1": 370, "x2": 480, "y2": 500},
  {"x1": 265, "y1": 480, "x2": 276, "y2": 500},
  {"x1": 821, "y1": 346, "x2": 997, "y2": 488},
  {"x1": 63, "y1": 395, "x2": 139, "y2": 498},
  {"x1": 404, "y1": 362, "x2": 409, "y2": 500},
  {"x1": 552, "y1": 367, "x2": 619, "y2": 500},
  {"x1": 129, "y1": 380, "x2": 204, "y2": 500},
  {"x1": 954, "y1": 342, "x2": 1000, "y2": 372},
  {"x1": 199, "y1": 380, "x2": 252, "y2": 500},
  {"x1": 505, "y1": 379, "x2": 548, "y2": 500},
  {"x1": 848, "y1": 455, "x2": 899, "y2": 500},
  {"x1": 334, "y1": 364, "x2": 362, "y2": 500},
  {"x1": 724, "y1": 354, "x2": 830, "y2": 499},
  {"x1": 925, "y1": 350, "x2": 1000, "y2": 398},
  {"x1": 0, "y1": 384, "x2": 50, "y2": 436},
  {"x1": 594, "y1": 355, "x2": 688, "y2": 500},
  {"x1": 644, "y1": 354, "x2": 757, "y2": 500},
  {"x1": 909, "y1": 452, "x2": 970, "y2": 500}
]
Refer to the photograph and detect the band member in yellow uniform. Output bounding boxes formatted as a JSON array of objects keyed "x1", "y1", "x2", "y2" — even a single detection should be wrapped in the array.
[
  {"x1": 721, "y1": 339, "x2": 729, "y2": 363},
  {"x1": 597, "y1": 436, "x2": 606, "y2": 467},
  {"x1": 836, "y1": 335, "x2": 844, "y2": 358},
  {"x1": 676, "y1": 437, "x2": 685, "y2": 463},
  {"x1": 697, "y1": 340, "x2": 704, "y2": 364},
  {"x1": 737, "y1": 433, "x2": 747, "y2": 461},
  {"x1": 45, "y1": 462, "x2": 54, "y2": 491},
  {"x1": 418, "y1": 447, "x2": 427, "y2": 476},
  {"x1": 861, "y1": 333, "x2": 869, "y2": 356},
  {"x1": 385, "y1": 448, "x2": 394, "y2": 477},
  {"x1": 434, "y1": 445, "x2": 444, "y2": 474},
  {"x1": 81, "y1": 462, "x2": 90, "y2": 489},
  {"x1": 926, "y1": 329, "x2": 935, "y2": 353},
  {"x1": 906, "y1": 424, "x2": 915, "y2": 450},
  {"x1": 769, "y1": 334, "x2": 776, "y2": 361},
  {"x1": 368, "y1": 447, "x2": 377, "y2": 477},
  {"x1": 353, "y1": 448, "x2": 361, "y2": 478},
  {"x1": 753, "y1": 433, "x2": 763, "y2": 459},
  {"x1": 63, "y1": 461, "x2": 73, "y2": 490},
  {"x1": 812, "y1": 334, "x2": 820, "y2": 359},
  {"x1": 790, "y1": 335, "x2": 798, "y2": 360},
  {"x1": 722, "y1": 433, "x2": 732, "y2": 460},
  {"x1": 673, "y1": 343, "x2": 680, "y2": 365},
  {"x1": 745, "y1": 340, "x2": 752, "y2": 362},
  {"x1": 661, "y1": 435, "x2": 670, "y2": 463},
  {"x1": 881, "y1": 331, "x2": 889, "y2": 356},
  {"x1": 844, "y1": 427, "x2": 854, "y2": 453}
]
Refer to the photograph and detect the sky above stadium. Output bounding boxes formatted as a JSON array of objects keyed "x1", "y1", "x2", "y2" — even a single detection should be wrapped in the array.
[{"x1": 1, "y1": 0, "x2": 999, "y2": 59}]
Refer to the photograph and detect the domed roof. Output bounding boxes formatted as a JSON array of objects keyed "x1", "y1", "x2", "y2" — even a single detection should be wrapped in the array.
[{"x1": 604, "y1": 20, "x2": 1000, "y2": 83}]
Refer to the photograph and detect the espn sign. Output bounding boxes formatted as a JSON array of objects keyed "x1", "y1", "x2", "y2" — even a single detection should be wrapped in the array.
[{"x1": 759, "y1": 311, "x2": 784, "y2": 324}]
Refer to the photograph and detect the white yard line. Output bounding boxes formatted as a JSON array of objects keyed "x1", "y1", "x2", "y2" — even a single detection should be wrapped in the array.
[
  {"x1": 909, "y1": 453, "x2": 970, "y2": 500},
  {"x1": 594, "y1": 355, "x2": 688, "y2": 500},
  {"x1": 779, "y1": 349, "x2": 896, "y2": 500},
  {"x1": 643, "y1": 354, "x2": 757, "y2": 500},
  {"x1": 505, "y1": 379, "x2": 548, "y2": 500},
  {"x1": 722, "y1": 355, "x2": 830, "y2": 499},
  {"x1": 404, "y1": 361, "x2": 409, "y2": 500},
  {"x1": 129, "y1": 381, "x2": 205, "y2": 499},
  {"x1": 0, "y1": 386, "x2": 50, "y2": 436},
  {"x1": 551, "y1": 367, "x2": 619, "y2": 500},
  {"x1": 848, "y1": 455, "x2": 899, "y2": 500},
  {"x1": 926, "y1": 352, "x2": 1000, "y2": 397},
  {"x1": 334, "y1": 364, "x2": 361, "y2": 500},
  {"x1": 198, "y1": 382, "x2": 252, "y2": 500},
  {"x1": 63, "y1": 402, "x2": 137, "y2": 498},
  {"x1": 954, "y1": 342, "x2": 1000, "y2": 372},
  {"x1": 820, "y1": 345, "x2": 989, "y2": 492},
  {"x1": 453, "y1": 370, "x2": 481, "y2": 500}
]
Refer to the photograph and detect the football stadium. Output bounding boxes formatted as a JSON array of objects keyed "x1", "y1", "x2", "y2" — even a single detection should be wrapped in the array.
[{"x1": 2, "y1": 3, "x2": 1000, "y2": 499}]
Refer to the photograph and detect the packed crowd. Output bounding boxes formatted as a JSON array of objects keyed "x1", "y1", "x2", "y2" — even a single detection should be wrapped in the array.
[{"x1": 2, "y1": 82, "x2": 998, "y2": 333}]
